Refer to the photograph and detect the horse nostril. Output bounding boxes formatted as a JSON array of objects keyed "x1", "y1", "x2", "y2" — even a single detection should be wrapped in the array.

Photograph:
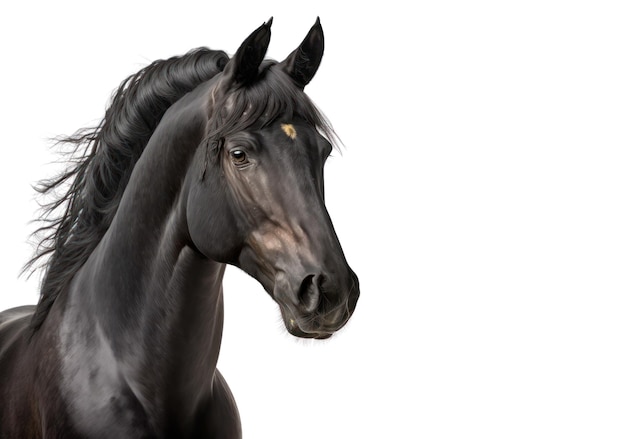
[{"x1": 298, "y1": 274, "x2": 320, "y2": 313}]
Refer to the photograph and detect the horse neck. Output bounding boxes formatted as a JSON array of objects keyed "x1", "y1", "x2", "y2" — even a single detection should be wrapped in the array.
[{"x1": 58, "y1": 87, "x2": 226, "y2": 424}]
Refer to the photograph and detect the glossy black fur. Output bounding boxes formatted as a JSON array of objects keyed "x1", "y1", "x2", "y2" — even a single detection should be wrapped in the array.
[{"x1": 0, "y1": 18, "x2": 358, "y2": 438}]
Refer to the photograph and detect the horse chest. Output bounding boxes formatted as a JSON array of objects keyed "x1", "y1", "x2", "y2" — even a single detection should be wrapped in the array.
[{"x1": 58, "y1": 313, "x2": 152, "y2": 436}]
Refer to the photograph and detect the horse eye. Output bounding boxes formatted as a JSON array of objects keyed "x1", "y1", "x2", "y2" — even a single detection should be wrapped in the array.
[{"x1": 230, "y1": 149, "x2": 248, "y2": 165}]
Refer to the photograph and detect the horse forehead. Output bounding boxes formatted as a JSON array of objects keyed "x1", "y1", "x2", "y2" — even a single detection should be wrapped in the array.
[
  {"x1": 280, "y1": 123, "x2": 297, "y2": 140},
  {"x1": 265, "y1": 121, "x2": 319, "y2": 147}
]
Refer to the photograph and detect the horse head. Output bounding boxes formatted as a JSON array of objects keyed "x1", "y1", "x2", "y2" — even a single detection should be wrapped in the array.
[{"x1": 186, "y1": 19, "x2": 359, "y2": 339}]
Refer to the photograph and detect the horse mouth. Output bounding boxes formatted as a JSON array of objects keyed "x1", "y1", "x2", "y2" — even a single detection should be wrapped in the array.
[
  {"x1": 280, "y1": 307, "x2": 335, "y2": 340},
  {"x1": 278, "y1": 301, "x2": 357, "y2": 340},
  {"x1": 282, "y1": 312, "x2": 334, "y2": 340}
]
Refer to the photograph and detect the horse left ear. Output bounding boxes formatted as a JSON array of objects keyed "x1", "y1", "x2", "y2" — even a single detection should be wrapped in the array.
[
  {"x1": 222, "y1": 18, "x2": 273, "y2": 87},
  {"x1": 279, "y1": 17, "x2": 324, "y2": 89}
]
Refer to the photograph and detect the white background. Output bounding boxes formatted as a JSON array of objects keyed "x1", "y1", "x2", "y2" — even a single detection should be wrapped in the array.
[{"x1": 1, "y1": 1, "x2": 625, "y2": 438}]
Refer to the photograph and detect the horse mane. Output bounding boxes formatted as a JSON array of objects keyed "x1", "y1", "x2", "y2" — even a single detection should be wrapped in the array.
[{"x1": 26, "y1": 47, "x2": 229, "y2": 331}]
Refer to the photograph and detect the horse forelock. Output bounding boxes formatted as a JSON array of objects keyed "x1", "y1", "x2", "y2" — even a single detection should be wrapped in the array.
[{"x1": 205, "y1": 62, "x2": 338, "y2": 159}]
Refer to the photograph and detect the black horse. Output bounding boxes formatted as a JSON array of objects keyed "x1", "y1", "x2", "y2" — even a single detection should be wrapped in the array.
[{"x1": 0, "y1": 18, "x2": 359, "y2": 438}]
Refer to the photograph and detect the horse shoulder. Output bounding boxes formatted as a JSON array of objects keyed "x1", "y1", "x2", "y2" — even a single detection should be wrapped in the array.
[
  {"x1": 0, "y1": 306, "x2": 41, "y2": 437},
  {"x1": 0, "y1": 305, "x2": 36, "y2": 370}
]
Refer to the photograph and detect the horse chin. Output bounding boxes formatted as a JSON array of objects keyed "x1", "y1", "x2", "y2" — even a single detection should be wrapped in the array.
[
  {"x1": 281, "y1": 310, "x2": 334, "y2": 340},
  {"x1": 287, "y1": 323, "x2": 334, "y2": 340}
]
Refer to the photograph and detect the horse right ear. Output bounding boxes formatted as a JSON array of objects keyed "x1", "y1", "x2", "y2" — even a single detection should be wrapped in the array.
[
  {"x1": 222, "y1": 18, "x2": 273, "y2": 87},
  {"x1": 279, "y1": 17, "x2": 324, "y2": 89}
]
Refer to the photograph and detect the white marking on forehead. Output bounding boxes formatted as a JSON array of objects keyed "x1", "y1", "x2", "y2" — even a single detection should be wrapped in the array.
[{"x1": 281, "y1": 123, "x2": 297, "y2": 140}]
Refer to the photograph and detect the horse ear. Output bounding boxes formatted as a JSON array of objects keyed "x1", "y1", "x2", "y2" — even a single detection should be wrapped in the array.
[
  {"x1": 279, "y1": 17, "x2": 324, "y2": 89},
  {"x1": 222, "y1": 18, "x2": 273, "y2": 87}
]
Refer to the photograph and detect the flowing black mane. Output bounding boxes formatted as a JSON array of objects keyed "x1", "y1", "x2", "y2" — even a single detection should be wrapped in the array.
[{"x1": 27, "y1": 48, "x2": 229, "y2": 331}]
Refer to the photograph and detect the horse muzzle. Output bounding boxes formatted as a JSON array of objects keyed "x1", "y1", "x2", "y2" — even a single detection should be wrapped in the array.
[{"x1": 274, "y1": 269, "x2": 360, "y2": 339}]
